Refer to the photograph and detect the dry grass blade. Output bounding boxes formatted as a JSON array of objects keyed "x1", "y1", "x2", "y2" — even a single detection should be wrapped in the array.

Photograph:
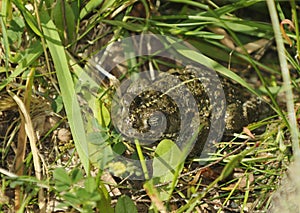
[
  {"x1": 7, "y1": 90, "x2": 45, "y2": 212},
  {"x1": 14, "y1": 69, "x2": 34, "y2": 210}
]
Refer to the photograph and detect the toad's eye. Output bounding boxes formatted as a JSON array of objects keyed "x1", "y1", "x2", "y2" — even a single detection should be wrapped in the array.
[{"x1": 147, "y1": 111, "x2": 165, "y2": 128}]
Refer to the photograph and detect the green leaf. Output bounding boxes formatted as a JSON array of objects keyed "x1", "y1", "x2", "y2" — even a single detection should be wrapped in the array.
[
  {"x1": 6, "y1": 16, "x2": 25, "y2": 47},
  {"x1": 113, "y1": 142, "x2": 126, "y2": 155},
  {"x1": 98, "y1": 181, "x2": 114, "y2": 213},
  {"x1": 20, "y1": 41, "x2": 44, "y2": 67},
  {"x1": 0, "y1": 41, "x2": 43, "y2": 91},
  {"x1": 63, "y1": 192, "x2": 81, "y2": 206},
  {"x1": 52, "y1": 0, "x2": 76, "y2": 43},
  {"x1": 53, "y1": 168, "x2": 72, "y2": 185},
  {"x1": 99, "y1": 102, "x2": 111, "y2": 127},
  {"x1": 12, "y1": 0, "x2": 42, "y2": 37},
  {"x1": 115, "y1": 195, "x2": 138, "y2": 213},
  {"x1": 76, "y1": 188, "x2": 100, "y2": 204},
  {"x1": 152, "y1": 139, "x2": 184, "y2": 201},
  {"x1": 52, "y1": 95, "x2": 64, "y2": 113},
  {"x1": 70, "y1": 168, "x2": 83, "y2": 184},
  {"x1": 84, "y1": 176, "x2": 97, "y2": 193},
  {"x1": 40, "y1": 11, "x2": 90, "y2": 172},
  {"x1": 55, "y1": 182, "x2": 70, "y2": 192}
]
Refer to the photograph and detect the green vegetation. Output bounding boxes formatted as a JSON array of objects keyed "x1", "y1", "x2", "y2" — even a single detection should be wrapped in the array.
[{"x1": 0, "y1": 0, "x2": 299, "y2": 212}]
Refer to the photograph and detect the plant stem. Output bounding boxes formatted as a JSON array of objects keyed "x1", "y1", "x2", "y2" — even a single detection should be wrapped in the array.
[
  {"x1": 266, "y1": 0, "x2": 300, "y2": 161},
  {"x1": 290, "y1": 0, "x2": 300, "y2": 61}
]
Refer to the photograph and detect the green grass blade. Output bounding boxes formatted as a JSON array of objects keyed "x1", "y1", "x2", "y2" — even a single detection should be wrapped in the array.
[
  {"x1": 167, "y1": 37, "x2": 259, "y2": 95},
  {"x1": 102, "y1": 19, "x2": 144, "y2": 32},
  {"x1": 12, "y1": 0, "x2": 42, "y2": 37},
  {"x1": 0, "y1": 16, "x2": 10, "y2": 72},
  {"x1": 0, "y1": 41, "x2": 43, "y2": 91},
  {"x1": 0, "y1": 0, "x2": 12, "y2": 72},
  {"x1": 40, "y1": 11, "x2": 90, "y2": 173},
  {"x1": 168, "y1": 0, "x2": 209, "y2": 10},
  {"x1": 79, "y1": 0, "x2": 103, "y2": 20}
]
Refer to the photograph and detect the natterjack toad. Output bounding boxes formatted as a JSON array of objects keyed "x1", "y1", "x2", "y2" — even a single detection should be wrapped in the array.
[{"x1": 112, "y1": 65, "x2": 272, "y2": 158}]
